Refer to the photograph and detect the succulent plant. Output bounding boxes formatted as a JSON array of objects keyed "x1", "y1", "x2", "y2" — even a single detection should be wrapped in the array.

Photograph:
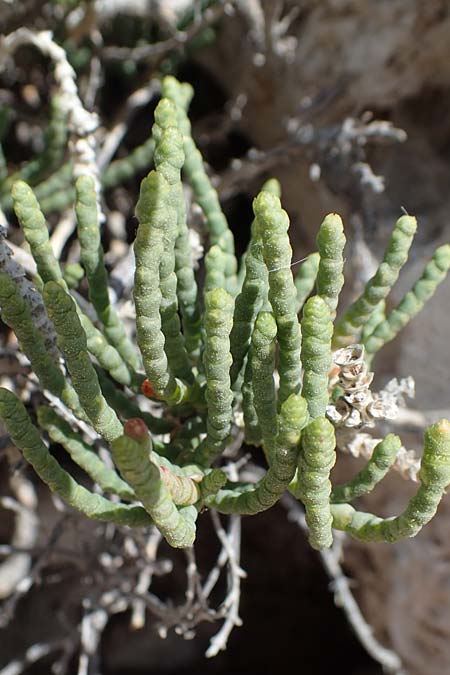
[{"x1": 1, "y1": 76, "x2": 450, "y2": 551}]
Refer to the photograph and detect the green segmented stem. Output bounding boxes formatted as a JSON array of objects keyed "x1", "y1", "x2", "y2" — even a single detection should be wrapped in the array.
[
  {"x1": 42, "y1": 96, "x2": 68, "y2": 170},
  {"x1": 148, "y1": 447, "x2": 203, "y2": 505},
  {"x1": 0, "y1": 389, "x2": 151, "y2": 526},
  {"x1": 204, "y1": 244, "x2": 228, "y2": 292},
  {"x1": 194, "y1": 288, "x2": 234, "y2": 466},
  {"x1": 43, "y1": 281, "x2": 123, "y2": 442},
  {"x1": 0, "y1": 271, "x2": 82, "y2": 415},
  {"x1": 75, "y1": 175, "x2": 141, "y2": 370},
  {"x1": 333, "y1": 215, "x2": 417, "y2": 348},
  {"x1": 316, "y1": 213, "x2": 345, "y2": 320},
  {"x1": 31, "y1": 162, "x2": 73, "y2": 206},
  {"x1": 12, "y1": 180, "x2": 62, "y2": 283},
  {"x1": 162, "y1": 76, "x2": 238, "y2": 295},
  {"x1": 111, "y1": 432, "x2": 197, "y2": 548},
  {"x1": 242, "y1": 354, "x2": 261, "y2": 446},
  {"x1": 78, "y1": 312, "x2": 136, "y2": 387},
  {"x1": 162, "y1": 76, "x2": 225, "y2": 245},
  {"x1": 157, "y1": 463, "x2": 200, "y2": 506},
  {"x1": 96, "y1": 369, "x2": 173, "y2": 435},
  {"x1": 363, "y1": 244, "x2": 450, "y2": 357},
  {"x1": 25, "y1": 95, "x2": 67, "y2": 181},
  {"x1": 361, "y1": 299, "x2": 386, "y2": 342},
  {"x1": 134, "y1": 170, "x2": 186, "y2": 403},
  {"x1": 173, "y1": 200, "x2": 201, "y2": 359},
  {"x1": 13, "y1": 179, "x2": 134, "y2": 386},
  {"x1": 297, "y1": 416, "x2": 336, "y2": 550},
  {"x1": 81, "y1": 313, "x2": 137, "y2": 387},
  {"x1": 154, "y1": 98, "x2": 200, "y2": 365},
  {"x1": 4, "y1": 74, "x2": 450, "y2": 552},
  {"x1": 236, "y1": 175, "x2": 277, "y2": 292},
  {"x1": 300, "y1": 296, "x2": 333, "y2": 419},
  {"x1": 230, "y1": 221, "x2": 268, "y2": 387},
  {"x1": 63, "y1": 262, "x2": 84, "y2": 289},
  {"x1": 142, "y1": 99, "x2": 193, "y2": 384},
  {"x1": 37, "y1": 406, "x2": 135, "y2": 501},
  {"x1": 295, "y1": 252, "x2": 320, "y2": 312},
  {"x1": 261, "y1": 177, "x2": 281, "y2": 197},
  {"x1": 331, "y1": 434, "x2": 401, "y2": 503},
  {"x1": 254, "y1": 190, "x2": 302, "y2": 405},
  {"x1": 207, "y1": 394, "x2": 308, "y2": 514},
  {"x1": 331, "y1": 419, "x2": 450, "y2": 542},
  {"x1": 103, "y1": 136, "x2": 155, "y2": 188},
  {"x1": 199, "y1": 468, "x2": 227, "y2": 498},
  {"x1": 251, "y1": 311, "x2": 278, "y2": 461}
]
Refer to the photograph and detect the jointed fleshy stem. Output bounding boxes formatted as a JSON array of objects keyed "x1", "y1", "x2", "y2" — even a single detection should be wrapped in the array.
[
  {"x1": 12, "y1": 179, "x2": 136, "y2": 388},
  {"x1": 12, "y1": 180, "x2": 62, "y2": 283},
  {"x1": 300, "y1": 296, "x2": 333, "y2": 419},
  {"x1": 253, "y1": 190, "x2": 302, "y2": 406},
  {"x1": 297, "y1": 416, "x2": 336, "y2": 550},
  {"x1": 0, "y1": 389, "x2": 152, "y2": 527},
  {"x1": 172, "y1": 140, "x2": 202, "y2": 360},
  {"x1": 316, "y1": 213, "x2": 345, "y2": 320},
  {"x1": 363, "y1": 244, "x2": 450, "y2": 358},
  {"x1": 331, "y1": 419, "x2": 450, "y2": 542},
  {"x1": 231, "y1": 178, "x2": 277, "y2": 383},
  {"x1": 361, "y1": 299, "x2": 386, "y2": 342},
  {"x1": 333, "y1": 215, "x2": 417, "y2": 348},
  {"x1": 152, "y1": 100, "x2": 194, "y2": 384},
  {"x1": 0, "y1": 271, "x2": 83, "y2": 417},
  {"x1": 75, "y1": 175, "x2": 141, "y2": 371},
  {"x1": 250, "y1": 311, "x2": 278, "y2": 462},
  {"x1": 194, "y1": 288, "x2": 234, "y2": 467},
  {"x1": 2, "y1": 73, "x2": 450, "y2": 555},
  {"x1": 38, "y1": 406, "x2": 135, "y2": 501},
  {"x1": 331, "y1": 434, "x2": 401, "y2": 503},
  {"x1": 241, "y1": 353, "x2": 261, "y2": 446},
  {"x1": 230, "y1": 220, "x2": 268, "y2": 388},
  {"x1": 206, "y1": 394, "x2": 308, "y2": 514},
  {"x1": 134, "y1": 170, "x2": 187, "y2": 404},
  {"x1": 43, "y1": 281, "x2": 123, "y2": 442},
  {"x1": 204, "y1": 244, "x2": 228, "y2": 293},
  {"x1": 111, "y1": 423, "x2": 197, "y2": 548},
  {"x1": 95, "y1": 368, "x2": 174, "y2": 435},
  {"x1": 162, "y1": 76, "x2": 238, "y2": 295}
]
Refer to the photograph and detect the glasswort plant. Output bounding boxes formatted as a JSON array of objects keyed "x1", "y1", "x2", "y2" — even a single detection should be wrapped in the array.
[{"x1": 1, "y1": 76, "x2": 450, "y2": 551}]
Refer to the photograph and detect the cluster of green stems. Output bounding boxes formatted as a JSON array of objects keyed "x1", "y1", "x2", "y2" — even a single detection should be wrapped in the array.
[{"x1": 1, "y1": 76, "x2": 450, "y2": 549}]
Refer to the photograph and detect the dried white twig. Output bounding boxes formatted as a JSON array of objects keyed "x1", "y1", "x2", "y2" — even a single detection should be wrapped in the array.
[
  {"x1": 77, "y1": 599, "x2": 109, "y2": 675},
  {"x1": 130, "y1": 529, "x2": 164, "y2": 630},
  {"x1": 282, "y1": 494, "x2": 405, "y2": 675},
  {"x1": 49, "y1": 209, "x2": 77, "y2": 259},
  {"x1": 0, "y1": 29, "x2": 103, "y2": 220},
  {"x1": 0, "y1": 474, "x2": 38, "y2": 600},
  {"x1": 205, "y1": 512, "x2": 245, "y2": 657},
  {"x1": 0, "y1": 641, "x2": 68, "y2": 675}
]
